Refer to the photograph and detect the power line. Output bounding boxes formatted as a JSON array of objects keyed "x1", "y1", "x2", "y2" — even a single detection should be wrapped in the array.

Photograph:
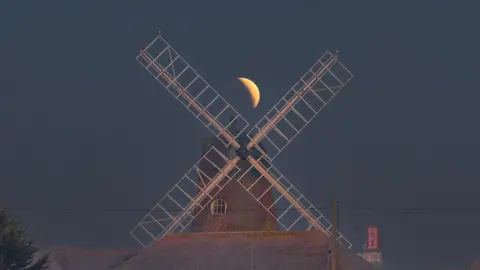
[{"x1": 3, "y1": 206, "x2": 480, "y2": 213}]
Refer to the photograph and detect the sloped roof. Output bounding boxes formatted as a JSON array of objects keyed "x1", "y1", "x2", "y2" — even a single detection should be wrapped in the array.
[
  {"x1": 115, "y1": 230, "x2": 378, "y2": 270},
  {"x1": 38, "y1": 246, "x2": 137, "y2": 270},
  {"x1": 472, "y1": 259, "x2": 480, "y2": 270},
  {"x1": 40, "y1": 231, "x2": 379, "y2": 270}
]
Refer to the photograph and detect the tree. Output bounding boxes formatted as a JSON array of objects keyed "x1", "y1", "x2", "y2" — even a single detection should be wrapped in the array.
[{"x1": 0, "y1": 209, "x2": 49, "y2": 270}]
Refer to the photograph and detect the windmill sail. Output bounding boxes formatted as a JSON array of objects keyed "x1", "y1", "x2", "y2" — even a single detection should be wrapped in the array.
[
  {"x1": 136, "y1": 34, "x2": 249, "y2": 148},
  {"x1": 130, "y1": 146, "x2": 241, "y2": 247},
  {"x1": 237, "y1": 155, "x2": 352, "y2": 248},
  {"x1": 247, "y1": 51, "x2": 353, "y2": 161}
]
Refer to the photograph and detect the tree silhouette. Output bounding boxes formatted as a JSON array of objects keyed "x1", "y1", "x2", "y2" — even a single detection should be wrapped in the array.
[{"x1": 0, "y1": 209, "x2": 49, "y2": 270}]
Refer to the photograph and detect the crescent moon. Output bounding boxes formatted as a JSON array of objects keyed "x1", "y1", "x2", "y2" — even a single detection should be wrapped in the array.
[{"x1": 238, "y1": 77, "x2": 260, "y2": 108}]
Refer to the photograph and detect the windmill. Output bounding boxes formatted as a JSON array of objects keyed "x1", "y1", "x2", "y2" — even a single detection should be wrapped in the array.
[{"x1": 131, "y1": 31, "x2": 354, "y2": 249}]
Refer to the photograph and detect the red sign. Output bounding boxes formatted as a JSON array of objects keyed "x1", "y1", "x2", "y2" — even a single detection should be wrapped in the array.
[{"x1": 367, "y1": 226, "x2": 379, "y2": 250}]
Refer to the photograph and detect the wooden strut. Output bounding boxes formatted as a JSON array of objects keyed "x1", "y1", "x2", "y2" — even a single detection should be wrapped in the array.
[{"x1": 331, "y1": 199, "x2": 339, "y2": 270}]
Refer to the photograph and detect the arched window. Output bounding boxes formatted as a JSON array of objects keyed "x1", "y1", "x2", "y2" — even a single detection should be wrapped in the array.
[{"x1": 210, "y1": 199, "x2": 227, "y2": 215}]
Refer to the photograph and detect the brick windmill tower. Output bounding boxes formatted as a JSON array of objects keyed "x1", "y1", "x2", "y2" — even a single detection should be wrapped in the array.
[{"x1": 191, "y1": 119, "x2": 277, "y2": 232}]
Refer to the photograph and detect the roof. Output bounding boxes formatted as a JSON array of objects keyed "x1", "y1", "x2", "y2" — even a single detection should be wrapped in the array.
[
  {"x1": 472, "y1": 259, "x2": 480, "y2": 270},
  {"x1": 42, "y1": 231, "x2": 379, "y2": 270},
  {"x1": 37, "y1": 246, "x2": 137, "y2": 270},
  {"x1": 116, "y1": 230, "x2": 378, "y2": 270}
]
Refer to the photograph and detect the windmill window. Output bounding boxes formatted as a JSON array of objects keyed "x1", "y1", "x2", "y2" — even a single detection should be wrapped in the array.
[{"x1": 210, "y1": 199, "x2": 227, "y2": 215}]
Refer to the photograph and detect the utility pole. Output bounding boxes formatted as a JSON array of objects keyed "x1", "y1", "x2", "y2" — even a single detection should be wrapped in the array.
[{"x1": 331, "y1": 199, "x2": 339, "y2": 270}]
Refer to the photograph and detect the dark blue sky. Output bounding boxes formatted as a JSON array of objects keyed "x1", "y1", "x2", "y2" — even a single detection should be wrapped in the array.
[{"x1": 1, "y1": 1, "x2": 479, "y2": 269}]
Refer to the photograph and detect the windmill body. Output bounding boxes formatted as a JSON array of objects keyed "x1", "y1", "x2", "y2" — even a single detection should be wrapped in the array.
[
  {"x1": 130, "y1": 31, "x2": 354, "y2": 251},
  {"x1": 192, "y1": 132, "x2": 277, "y2": 233}
]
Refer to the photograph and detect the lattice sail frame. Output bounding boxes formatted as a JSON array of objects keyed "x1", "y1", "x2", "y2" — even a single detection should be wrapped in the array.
[
  {"x1": 136, "y1": 34, "x2": 249, "y2": 148},
  {"x1": 239, "y1": 155, "x2": 352, "y2": 247},
  {"x1": 131, "y1": 147, "x2": 241, "y2": 244},
  {"x1": 247, "y1": 50, "x2": 353, "y2": 161},
  {"x1": 131, "y1": 32, "x2": 354, "y2": 249}
]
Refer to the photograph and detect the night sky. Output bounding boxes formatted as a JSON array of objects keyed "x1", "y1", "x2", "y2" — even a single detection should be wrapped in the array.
[{"x1": 1, "y1": 1, "x2": 479, "y2": 269}]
